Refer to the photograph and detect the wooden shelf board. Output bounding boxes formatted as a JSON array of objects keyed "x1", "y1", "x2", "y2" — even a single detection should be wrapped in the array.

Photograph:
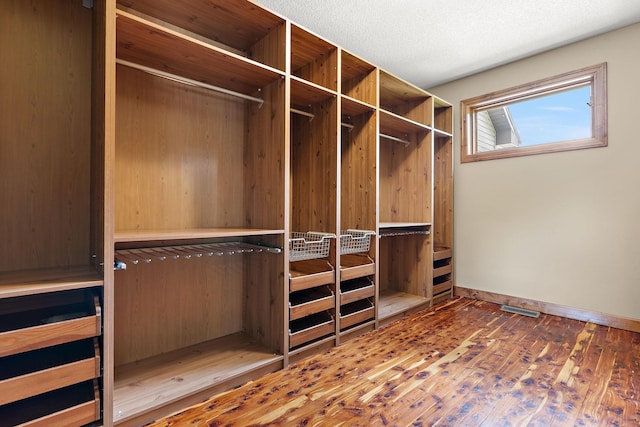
[
  {"x1": 341, "y1": 95, "x2": 376, "y2": 116},
  {"x1": 433, "y1": 247, "x2": 453, "y2": 261},
  {"x1": 379, "y1": 70, "x2": 430, "y2": 106},
  {"x1": 0, "y1": 266, "x2": 102, "y2": 299},
  {"x1": 113, "y1": 332, "x2": 282, "y2": 424},
  {"x1": 379, "y1": 222, "x2": 431, "y2": 229},
  {"x1": 290, "y1": 76, "x2": 337, "y2": 106},
  {"x1": 115, "y1": 0, "x2": 285, "y2": 53},
  {"x1": 114, "y1": 228, "x2": 284, "y2": 243},
  {"x1": 379, "y1": 109, "x2": 431, "y2": 135},
  {"x1": 378, "y1": 290, "x2": 430, "y2": 321},
  {"x1": 116, "y1": 9, "x2": 283, "y2": 97}
]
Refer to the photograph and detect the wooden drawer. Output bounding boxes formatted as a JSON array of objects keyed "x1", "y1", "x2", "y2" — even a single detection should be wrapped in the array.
[
  {"x1": 340, "y1": 277, "x2": 374, "y2": 306},
  {"x1": 433, "y1": 280, "x2": 452, "y2": 296},
  {"x1": 289, "y1": 312, "x2": 335, "y2": 348},
  {"x1": 0, "y1": 338, "x2": 101, "y2": 406},
  {"x1": 340, "y1": 254, "x2": 375, "y2": 281},
  {"x1": 289, "y1": 286, "x2": 335, "y2": 321},
  {"x1": 290, "y1": 259, "x2": 335, "y2": 292},
  {"x1": 340, "y1": 299, "x2": 374, "y2": 330},
  {"x1": 433, "y1": 247, "x2": 452, "y2": 261},
  {"x1": 0, "y1": 289, "x2": 101, "y2": 357},
  {"x1": 433, "y1": 263, "x2": 452, "y2": 279},
  {"x1": 0, "y1": 380, "x2": 100, "y2": 427}
]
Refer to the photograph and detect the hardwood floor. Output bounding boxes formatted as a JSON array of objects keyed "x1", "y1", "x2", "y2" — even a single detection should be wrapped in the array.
[{"x1": 147, "y1": 297, "x2": 640, "y2": 426}]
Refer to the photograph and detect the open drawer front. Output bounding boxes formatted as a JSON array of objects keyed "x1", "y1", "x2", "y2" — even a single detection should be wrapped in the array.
[
  {"x1": 0, "y1": 338, "x2": 101, "y2": 406},
  {"x1": 340, "y1": 254, "x2": 375, "y2": 281},
  {"x1": 289, "y1": 312, "x2": 335, "y2": 348},
  {"x1": 340, "y1": 298, "x2": 375, "y2": 330},
  {"x1": 0, "y1": 289, "x2": 102, "y2": 357},
  {"x1": 0, "y1": 379, "x2": 100, "y2": 427},
  {"x1": 289, "y1": 286, "x2": 335, "y2": 321},
  {"x1": 290, "y1": 259, "x2": 335, "y2": 292},
  {"x1": 340, "y1": 277, "x2": 375, "y2": 306}
]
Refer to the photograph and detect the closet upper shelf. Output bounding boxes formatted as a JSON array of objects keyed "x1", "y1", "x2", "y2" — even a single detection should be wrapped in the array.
[
  {"x1": 116, "y1": 9, "x2": 284, "y2": 97},
  {"x1": 114, "y1": 228, "x2": 284, "y2": 244},
  {"x1": 379, "y1": 110, "x2": 432, "y2": 135},
  {"x1": 115, "y1": 0, "x2": 286, "y2": 71}
]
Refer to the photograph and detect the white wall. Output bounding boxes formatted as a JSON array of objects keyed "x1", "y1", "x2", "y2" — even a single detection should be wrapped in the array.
[{"x1": 429, "y1": 23, "x2": 640, "y2": 320}]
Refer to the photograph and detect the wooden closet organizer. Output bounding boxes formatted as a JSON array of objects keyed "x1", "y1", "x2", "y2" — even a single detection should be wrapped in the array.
[{"x1": 0, "y1": 0, "x2": 453, "y2": 425}]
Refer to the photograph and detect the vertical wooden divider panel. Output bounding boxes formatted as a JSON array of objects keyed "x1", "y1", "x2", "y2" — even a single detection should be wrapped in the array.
[
  {"x1": 0, "y1": 0, "x2": 93, "y2": 272},
  {"x1": 433, "y1": 136, "x2": 454, "y2": 249}
]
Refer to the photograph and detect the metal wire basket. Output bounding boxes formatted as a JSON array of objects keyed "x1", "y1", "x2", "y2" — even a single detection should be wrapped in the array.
[
  {"x1": 340, "y1": 230, "x2": 376, "y2": 255},
  {"x1": 289, "y1": 232, "x2": 336, "y2": 261}
]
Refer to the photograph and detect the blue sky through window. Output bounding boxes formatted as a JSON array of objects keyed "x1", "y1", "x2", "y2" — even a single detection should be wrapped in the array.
[{"x1": 508, "y1": 86, "x2": 592, "y2": 146}]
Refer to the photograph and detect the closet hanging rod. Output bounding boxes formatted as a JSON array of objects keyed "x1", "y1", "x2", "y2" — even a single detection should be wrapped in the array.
[
  {"x1": 116, "y1": 59, "x2": 265, "y2": 107},
  {"x1": 341, "y1": 122, "x2": 354, "y2": 131},
  {"x1": 379, "y1": 229, "x2": 430, "y2": 238},
  {"x1": 380, "y1": 133, "x2": 411, "y2": 146},
  {"x1": 290, "y1": 107, "x2": 314, "y2": 120}
]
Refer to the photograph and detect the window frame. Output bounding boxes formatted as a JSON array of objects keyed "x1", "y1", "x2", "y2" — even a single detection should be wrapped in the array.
[{"x1": 460, "y1": 63, "x2": 607, "y2": 163}]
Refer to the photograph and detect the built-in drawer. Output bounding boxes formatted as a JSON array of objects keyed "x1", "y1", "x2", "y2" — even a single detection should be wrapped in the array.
[
  {"x1": 0, "y1": 338, "x2": 101, "y2": 406},
  {"x1": 340, "y1": 254, "x2": 375, "y2": 281},
  {"x1": 433, "y1": 279, "x2": 452, "y2": 296},
  {"x1": 289, "y1": 286, "x2": 335, "y2": 321},
  {"x1": 433, "y1": 263, "x2": 452, "y2": 279},
  {"x1": 289, "y1": 312, "x2": 335, "y2": 348},
  {"x1": 340, "y1": 299, "x2": 375, "y2": 330},
  {"x1": 0, "y1": 379, "x2": 100, "y2": 427},
  {"x1": 0, "y1": 289, "x2": 101, "y2": 357},
  {"x1": 340, "y1": 277, "x2": 374, "y2": 306},
  {"x1": 290, "y1": 259, "x2": 335, "y2": 292}
]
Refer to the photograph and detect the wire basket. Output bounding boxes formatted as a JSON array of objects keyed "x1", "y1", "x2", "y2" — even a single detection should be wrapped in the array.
[
  {"x1": 340, "y1": 230, "x2": 376, "y2": 255},
  {"x1": 289, "y1": 232, "x2": 336, "y2": 262}
]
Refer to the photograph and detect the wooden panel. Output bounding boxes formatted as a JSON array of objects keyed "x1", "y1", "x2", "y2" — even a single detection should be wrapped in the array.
[
  {"x1": 0, "y1": 267, "x2": 102, "y2": 299},
  {"x1": 115, "y1": 65, "x2": 246, "y2": 232},
  {"x1": 433, "y1": 136, "x2": 453, "y2": 248},
  {"x1": 290, "y1": 97, "x2": 338, "y2": 234},
  {"x1": 0, "y1": 0, "x2": 93, "y2": 273},
  {"x1": 433, "y1": 264, "x2": 452, "y2": 278},
  {"x1": 340, "y1": 300, "x2": 375, "y2": 330},
  {"x1": 340, "y1": 279, "x2": 375, "y2": 306},
  {"x1": 379, "y1": 131, "x2": 431, "y2": 224},
  {"x1": 291, "y1": 25, "x2": 338, "y2": 91},
  {"x1": 378, "y1": 290, "x2": 430, "y2": 322},
  {"x1": 341, "y1": 51, "x2": 377, "y2": 106},
  {"x1": 433, "y1": 280, "x2": 453, "y2": 296},
  {"x1": 116, "y1": 0, "x2": 286, "y2": 59},
  {"x1": 245, "y1": 78, "x2": 287, "y2": 230},
  {"x1": 433, "y1": 247, "x2": 452, "y2": 261},
  {"x1": 379, "y1": 70, "x2": 432, "y2": 126},
  {"x1": 113, "y1": 256, "x2": 244, "y2": 365},
  {"x1": 341, "y1": 110, "x2": 377, "y2": 231},
  {"x1": 21, "y1": 399, "x2": 100, "y2": 427}
]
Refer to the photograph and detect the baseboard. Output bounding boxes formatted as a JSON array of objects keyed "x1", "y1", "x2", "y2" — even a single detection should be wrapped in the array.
[{"x1": 454, "y1": 286, "x2": 640, "y2": 333}]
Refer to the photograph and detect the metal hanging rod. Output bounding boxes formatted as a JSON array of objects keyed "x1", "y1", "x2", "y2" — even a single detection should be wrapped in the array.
[
  {"x1": 341, "y1": 122, "x2": 354, "y2": 132},
  {"x1": 380, "y1": 133, "x2": 411, "y2": 146},
  {"x1": 114, "y1": 242, "x2": 281, "y2": 270},
  {"x1": 379, "y1": 229, "x2": 430, "y2": 238},
  {"x1": 116, "y1": 59, "x2": 265, "y2": 107},
  {"x1": 290, "y1": 107, "x2": 314, "y2": 120}
]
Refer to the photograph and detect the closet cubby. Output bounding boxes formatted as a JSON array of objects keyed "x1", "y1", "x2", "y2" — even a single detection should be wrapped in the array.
[
  {"x1": 379, "y1": 70, "x2": 433, "y2": 128},
  {"x1": 341, "y1": 50, "x2": 378, "y2": 107},
  {"x1": 0, "y1": 1, "x2": 106, "y2": 424},
  {"x1": 291, "y1": 24, "x2": 338, "y2": 91}
]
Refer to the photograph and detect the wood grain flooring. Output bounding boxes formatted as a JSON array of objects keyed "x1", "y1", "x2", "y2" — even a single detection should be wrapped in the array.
[{"x1": 147, "y1": 297, "x2": 640, "y2": 426}]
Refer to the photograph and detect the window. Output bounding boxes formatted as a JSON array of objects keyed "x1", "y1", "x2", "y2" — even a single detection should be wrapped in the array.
[{"x1": 460, "y1": 63, "x2": 607, "y2": 162}]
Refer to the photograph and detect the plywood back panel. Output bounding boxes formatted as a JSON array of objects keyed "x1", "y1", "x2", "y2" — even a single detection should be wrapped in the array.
[
  {"x1": 115, "y1": 66, "x2": 246, "y2": 231},
  {"x1": 341, "y1": 112, "x2": 377, "y2": 230},
  {"x1": 114, "y1": 255, "x2": 244, "y2": 365},
  {"x1": 379, "y1": 132, "x2": 432, "y2": 224},
  {"x1": 0, "y1": 0, "x2": 93, "y2": 272},
  {"x1": 378, "y1": 234, "x2": 431, "y2": 297}
]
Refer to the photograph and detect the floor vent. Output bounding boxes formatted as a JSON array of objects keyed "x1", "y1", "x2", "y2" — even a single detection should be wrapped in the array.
[{"x1": 500, "y1": 305, "x2": 540, "y2": 318}]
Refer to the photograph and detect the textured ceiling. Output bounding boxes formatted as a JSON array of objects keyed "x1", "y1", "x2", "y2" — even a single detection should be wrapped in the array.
[{"x1": 252, "y1": 0, "x2": 640, "y2": 89}]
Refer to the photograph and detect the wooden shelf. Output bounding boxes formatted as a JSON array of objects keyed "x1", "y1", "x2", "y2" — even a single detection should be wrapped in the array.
[
  {"x1": 378, "y1": 290, "x2": 430, "y2": 321},
  {"x1": 115, "y1": 0, "x2": 286, "y2": 71},
  {"x1": 379, "y1": 222, "x2": 431, "y2": 229},
  {"x1": 0, "y1": 267, "x2": 102, "y2": 299},
  {"x1": 341, "y1": 95, "x2": 376, "y2": 116},
  {"x1": 116, "y1": 9, "x2": 284, "y2": 98},
  {"x1": 113, "y1": 333, "x2": 283, "y2": 424},
  {"x1": 289, "y1": 312, "x2": 335, "y2": 349},
  {"x1": 379, "y1": 109, "x2": 431, "y2": 136},
  {"x1": 290, "y1": 76, "x2": 337, "y2": 106},
  {"x1": 114, "y1": 228, "x2": 284, "y2": 244}
]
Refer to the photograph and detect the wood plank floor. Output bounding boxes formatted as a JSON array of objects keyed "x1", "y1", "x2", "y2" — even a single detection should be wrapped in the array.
[{"x1": 147, "y1": 297, "x2": 640, "y2": 426}]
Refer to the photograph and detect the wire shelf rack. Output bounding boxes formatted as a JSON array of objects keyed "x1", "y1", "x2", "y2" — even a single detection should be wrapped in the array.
[
  {"x1": 340, "y1": 230, "x2": 375, "y2": 255},
  {"x1": 289, "y1": 232, "x2": 336, "y2": 262}
]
